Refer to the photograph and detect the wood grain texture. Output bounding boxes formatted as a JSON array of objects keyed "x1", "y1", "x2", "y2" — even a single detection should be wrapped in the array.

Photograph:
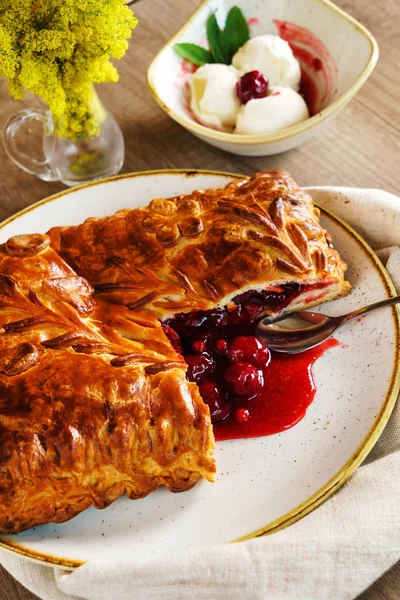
[{"x1": 0, "y1": 0, "x2": 399, "y2": 597}]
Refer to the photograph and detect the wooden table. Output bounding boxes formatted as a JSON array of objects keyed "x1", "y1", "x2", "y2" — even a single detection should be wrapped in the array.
[{"x1": 0, "y1": 0, "x2": 399, "y2": 597}]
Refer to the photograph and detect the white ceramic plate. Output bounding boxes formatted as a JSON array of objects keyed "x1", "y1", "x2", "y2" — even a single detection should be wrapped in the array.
[{"x1": 0, "y1": 170, "x2": 398, "y2": 568}]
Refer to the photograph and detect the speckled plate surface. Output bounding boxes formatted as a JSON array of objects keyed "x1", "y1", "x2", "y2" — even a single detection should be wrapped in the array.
[{"x1": 0, "y1": 170, "x2": 398, "y2": 569}]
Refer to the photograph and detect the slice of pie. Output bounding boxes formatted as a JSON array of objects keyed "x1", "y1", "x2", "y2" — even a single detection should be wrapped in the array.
[
  {"x1": 0, "y1": 235, "x2": 214, "y2": 534},
  {"x1": 49, "y1": 169, "x2": 350, "y2": 320},
  {"x1": 0, "y1": 170, "x2": 350, "y2": 533}
]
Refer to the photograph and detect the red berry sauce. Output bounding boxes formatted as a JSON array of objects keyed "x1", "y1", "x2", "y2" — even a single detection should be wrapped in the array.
[
  {"x1": 214, "y1": 338, "x2": 338, "y2": 441},
  {"x1": 273, "y1": 19, "x2": 338, "y2": 116},
  {"x1": 163, "y1": 281, "x2": 337, "y2": 441}
]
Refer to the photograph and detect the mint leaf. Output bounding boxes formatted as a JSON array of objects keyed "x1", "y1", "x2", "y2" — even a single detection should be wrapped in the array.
[
  {"x1": 223, "y1": 6, "x2": 250, "y2": 60},
  {"x1": 206, "y1": 13, "x2": 229, "y2": 64},
  {"x1": 218, "y1": 27, "x2": 232, "y2": 65},
  {"x1": 174, "y1": 7, "x2": 249, "y2": 68},
  {"x1": 173, "y1": 43, "x2": 214, "y2": 66}
]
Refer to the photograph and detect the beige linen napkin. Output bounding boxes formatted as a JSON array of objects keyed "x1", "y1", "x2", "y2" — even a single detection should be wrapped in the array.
[{"x1": 1, "y1": 187, "x2": 399, "y2": 600}]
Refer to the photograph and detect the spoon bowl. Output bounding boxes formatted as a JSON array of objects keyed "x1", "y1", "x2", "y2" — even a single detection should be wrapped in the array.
[{"x1": 256, "y1": 295, "x2": 400, "y2": 353}]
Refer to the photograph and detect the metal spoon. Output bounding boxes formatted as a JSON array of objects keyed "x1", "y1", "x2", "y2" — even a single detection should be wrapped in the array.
[{"x1": 256, "y1": 295, "x2": 400, "y2": 354}]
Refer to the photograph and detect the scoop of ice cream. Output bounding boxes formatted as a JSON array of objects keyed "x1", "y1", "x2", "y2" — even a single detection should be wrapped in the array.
[
  {"x1": 189, "y1": 64, "x2": 240, "y2": 131},
  {"x1": 235, "y1": 86, "x2": 309, "y2": 135},
  {"x1": 232, "y1": 35, "x2": 301, "y2": 91}
]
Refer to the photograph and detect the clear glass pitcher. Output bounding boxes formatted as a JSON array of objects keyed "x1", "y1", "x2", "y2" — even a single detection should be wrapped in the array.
[{"x1": 3, "y1": 92, "x2": 124, "y2": 187}]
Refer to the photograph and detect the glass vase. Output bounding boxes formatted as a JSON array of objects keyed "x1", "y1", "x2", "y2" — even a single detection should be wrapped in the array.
[{"x1": 3, "y1": 90, "x2": 124, "y2": 187}]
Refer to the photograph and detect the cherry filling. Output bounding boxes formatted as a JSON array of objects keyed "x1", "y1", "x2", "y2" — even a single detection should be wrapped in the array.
[{"x1": 163, "y1": 281, "x2": 335, "y2": 440}]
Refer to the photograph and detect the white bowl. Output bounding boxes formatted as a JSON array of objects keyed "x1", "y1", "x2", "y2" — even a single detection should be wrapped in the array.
[{"x1": 147, "y1": 0, "x2": 378, "y2": 156}]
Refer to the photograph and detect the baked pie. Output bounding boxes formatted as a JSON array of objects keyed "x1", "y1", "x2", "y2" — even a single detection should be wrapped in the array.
[{"x1": 0, "y1": 170, "x2": 350, "y2": 533}]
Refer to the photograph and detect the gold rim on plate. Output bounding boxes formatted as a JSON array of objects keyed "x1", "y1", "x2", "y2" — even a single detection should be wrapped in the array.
[{"x1": 0, "y1": 169, "x2": 398, "y2": 568}]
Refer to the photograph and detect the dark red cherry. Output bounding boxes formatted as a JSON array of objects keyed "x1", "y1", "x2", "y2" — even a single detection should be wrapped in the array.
[
  {"x1": 227, "y1": 336, "x2": 271, "y2": 368},
  {"x1": 161, "y1": 324, "x2": 182, "y2": 354},
  {"x1": 236, "y1": 71, "x2": 269, "y2": 105},
  {"x1": 192, "y1": 331, "x2": 220, "y2": 348},
  {"x1": 185, "y1": 353, "x2": 215, "y2": 383},
  {"x1": 228, "y1": 304, "x2": 248, "y2": 326},
  {"x1": 234, "y1": 408, "x2": 250, "y2": 423},
  {"x1": 198, "y1": 381, "x2": 230, "y2": 423},
  {"x1": 164, "y1": 318, "x2": 189, "y2": 339},
  {"x1": 244, "y1": 303, "x2": 263, "y2": 322},
  {"x1": 192, "y1": 340, "x2": 207, "y2": 354},
  {"x1": 208, "y1": 310, "x2": 228, "y2": 327},
  {"x1": 223, "y1": 362, "x2": 263, "y2": 398},
  {"x1": 186, "y1": 312, "x2": 208, "y2": 328},
  {"x1": 215, "y1": 339, "x2": 228, "y2": 354}
]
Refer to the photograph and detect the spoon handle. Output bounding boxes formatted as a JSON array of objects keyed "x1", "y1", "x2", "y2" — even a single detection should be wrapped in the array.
[{"x1": 340, "y1": 294, "x2": 400, "y2": 325}]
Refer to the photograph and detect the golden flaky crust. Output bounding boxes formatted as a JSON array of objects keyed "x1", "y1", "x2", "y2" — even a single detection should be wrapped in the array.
[
  {"x1": 0, "y1": 236, "x2": 215, "y2": 534},
  {"x1": 48, "y1": 170, "x2": 350, "y2": 319},
  {"x1": 0, "y1": 170, "x2": 350, "y2": 534}
]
